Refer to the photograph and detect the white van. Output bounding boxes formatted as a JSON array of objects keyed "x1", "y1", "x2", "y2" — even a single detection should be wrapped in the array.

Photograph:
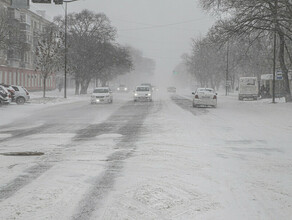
[{"x1": 238, "y1": 77, "x2": 258, "y2": 100}]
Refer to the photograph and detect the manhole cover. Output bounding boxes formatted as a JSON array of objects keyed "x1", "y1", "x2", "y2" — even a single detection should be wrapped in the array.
[{"x1": 0, "y1": 152, "x2": 44, "y2": 156}]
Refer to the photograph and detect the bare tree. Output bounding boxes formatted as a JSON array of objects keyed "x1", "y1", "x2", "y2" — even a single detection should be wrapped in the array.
[
  {"x1": 98, "y1": 44, "x2": 133, "y2": 86},
  {"x1": 58, "y1": 10, "x2": 117, "y2": 94},
  {"x1": 199, "y1": 0, "x2": 292, "y2": 101},
  {"x1": 35, "y1": 25, "x2": 63, "y2": 98},
  {"x1": 0, "y1": 6, "x2": 8, "y2": 51}
]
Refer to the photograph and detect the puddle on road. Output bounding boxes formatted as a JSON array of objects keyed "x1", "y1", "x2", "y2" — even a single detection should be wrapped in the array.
[
  {"x1": 0, "y1": 152, "x2": 44, "y2": 156},
  {"x1": 96, "y1": 133, "x2": 123, "y2": 139}
]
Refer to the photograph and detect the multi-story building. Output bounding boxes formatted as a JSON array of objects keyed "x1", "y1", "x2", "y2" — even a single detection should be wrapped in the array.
[{"x1": 0, "y1": 0, "x2": 56, "y2": 91}]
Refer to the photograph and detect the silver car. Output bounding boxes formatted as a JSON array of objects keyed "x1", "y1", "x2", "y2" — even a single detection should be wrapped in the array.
[
  {"x1": 11, "y1": 85, "x2": 30, "y2": 105},
  {"x1": 134, "y1": 86, "x2": 152, "y2": 102},
  {"x1": 91, "y1": 87, "x2": 113, "y2": 104},
  {"x1": 192, "y1": 88, "x2": 217, "y2": 108}
]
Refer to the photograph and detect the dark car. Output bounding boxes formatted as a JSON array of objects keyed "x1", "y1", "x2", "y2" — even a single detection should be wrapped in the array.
[
  {"x1": 167, "y1": 86, "x2": 176, "y2": 93},
  {"x1": 117, "y1": 85, "x2": 128, "y2": 92}
]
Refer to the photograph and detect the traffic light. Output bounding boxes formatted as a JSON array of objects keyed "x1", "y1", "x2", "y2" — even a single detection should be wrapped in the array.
[
  {"x1": 31, "y1": 0, "x2": 51, "y2": 3},
  {"x1": 53, "y1": 0, "x2": 63, "y2": 4}
]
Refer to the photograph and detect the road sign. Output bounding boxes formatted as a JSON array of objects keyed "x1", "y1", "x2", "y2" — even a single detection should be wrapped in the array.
[
  {"x1": 226, "y1": 80, "x2": 232, "y2": 86},
  {"x1": 276, "y1": 70, "x2": 283, "y2": 80}
]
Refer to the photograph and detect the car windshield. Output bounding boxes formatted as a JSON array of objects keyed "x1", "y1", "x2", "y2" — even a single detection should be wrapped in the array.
[
  {"x1": 93, "y1": 89, "x2": 109, "y2": 93},
  {"x1": 197, "y1": 88, "x2": 214, "y2": 93},
  {"x1": 136, "y1": 87, "x2": 150, "y2": 91}
]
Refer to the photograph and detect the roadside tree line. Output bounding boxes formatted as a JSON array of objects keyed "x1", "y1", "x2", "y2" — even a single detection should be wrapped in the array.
[
  {"x1": 38, "y1": 9, "x2": 155, "y2": 96},
  {"x1": 1, "y1": 8, "x2": 153, "y2": 97},
  {"x1": 184, "y1": 0, "x2": 292, "y2": 101},
  {"x1": 54, "y1": 9, "x2": 133, "y2": 95}
]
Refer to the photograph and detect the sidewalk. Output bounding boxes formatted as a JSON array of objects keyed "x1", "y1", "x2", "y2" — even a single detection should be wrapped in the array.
[{"x1": 29, "y1": 88, "x2": 90, "y2": 104}]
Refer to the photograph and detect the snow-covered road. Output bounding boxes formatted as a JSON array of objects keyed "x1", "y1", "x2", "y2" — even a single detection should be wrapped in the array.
[{"x1": 0, "y1": 91, "x2": 291, "y2": 219}]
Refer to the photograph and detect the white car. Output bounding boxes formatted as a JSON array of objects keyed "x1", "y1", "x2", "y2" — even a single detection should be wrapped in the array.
[
  {"x1": 91, "y1": 87, "x2": 113, "y2": 104},
  {"x1": 134, "y1": 85, "x2": 152, "y2": 102},
  {"x1": 192, "y1": 88, "x2": 217, "y2": 108},
  {"x1": 11, "y1": 85, "x2": 30, "y2": 104}
]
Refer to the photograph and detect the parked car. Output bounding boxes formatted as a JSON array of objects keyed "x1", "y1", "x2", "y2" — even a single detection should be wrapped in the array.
[
  {"x1": 192, "y1": 88, "x2": 217, "y2": 108},
  {"x1": 117, "y1": 84, "x2": 128, "y2": 92},
  {"x1": 11, "y1": 85, "x2": 30, "y2": 104},
  {"x1": 91, "y1": 87, "x2": 113, "y2": 104},
  {"x1": 134, "y1": 85, "x2": 152, "y2": 102},
  {"x1": 0, "y1": 84, "x2": 15, "y2": 101},
  {"x1": 0, "y1": 85, "x2": 12, "y2": 105},
  {"x1": 167, "y1": 86, "x2": 176, "y2": 93}
]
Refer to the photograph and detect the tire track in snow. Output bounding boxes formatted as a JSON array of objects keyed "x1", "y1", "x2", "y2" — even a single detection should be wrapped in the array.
[
  {"x1": 72, "y1": 101, "x2": 155, "y2": 220},
  {"x1": 170, "y1": 95, "x2": 209, "y2": 115},
  {"x1": 0, "y1": 101, "x2": 153, "y2": 204},
  {"x1": 0, "y1": 163, "x2": 52, "y2": 201}
]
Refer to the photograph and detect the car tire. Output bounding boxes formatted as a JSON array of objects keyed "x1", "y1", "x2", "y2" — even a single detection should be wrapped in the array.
[{"x1": 16, "y1": 97, "x2": 25, "y2": 105}]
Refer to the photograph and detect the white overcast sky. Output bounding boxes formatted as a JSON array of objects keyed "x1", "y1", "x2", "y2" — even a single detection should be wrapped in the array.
[{"x1": 30, "y1": 0, "x2": 215, "y2": 78}]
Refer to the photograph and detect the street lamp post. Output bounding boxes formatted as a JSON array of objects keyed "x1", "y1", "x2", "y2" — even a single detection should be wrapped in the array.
[
  {"x1": 63, "y1": 0, "x2": 78, "y2": 99},
  {"x1": 64, "y1": 1, "x2": 68, "y2": 98},
  {"x1": 272, "y1": 0, "x2": 278, "y2": 103},
  {"x1": 226, "y1": 40, "x2": 229, "y2": 96}
]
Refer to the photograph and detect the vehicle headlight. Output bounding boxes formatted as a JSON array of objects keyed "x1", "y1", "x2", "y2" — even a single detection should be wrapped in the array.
[
  {"x1": 125, "y1": 88, "x2": 128, "y2": 91},
  {"x1": 117, "y1": 88, "x2": 120, "y2": 90},
  {"x1": 134, "y1": 93, "x2": 138, "y2": 96},
  {"x1": 148, "y1": 93, "x2": 151, "y2": 96}
]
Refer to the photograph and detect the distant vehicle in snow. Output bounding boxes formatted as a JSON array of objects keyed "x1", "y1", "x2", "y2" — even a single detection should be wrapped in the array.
[
  {"x1": 238, "y1": 77, "x2": 258, "y2": 100},
  {"x1": 116, "y1": 84, "x2": 128, "y2": 92},
  {"x1": 11, "y1": 85, "x2": 30, "y2": 104},
  {"x1": 167, "y1": 86, "x2": 176, "y2": 93},
  {"x1": 91, "y1": 87, "x2": 113, "y2": 104},
  {"x1": 141, "y1": 83, "x2": 154, "y2": 91},
  {"x1": 192, "y1": 88, "x2": 217, "y2": 108},
  {"x1": 134, "y1": 85, "x2": 152, "y2": 102}
]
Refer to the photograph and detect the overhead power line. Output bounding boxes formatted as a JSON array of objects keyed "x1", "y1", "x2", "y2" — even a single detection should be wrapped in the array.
[{"x1": 118, "y1": 18, "x2": 207, "y2": 31}]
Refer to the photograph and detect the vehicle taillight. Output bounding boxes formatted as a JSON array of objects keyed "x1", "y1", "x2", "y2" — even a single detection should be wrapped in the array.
[
  {"x1": 195, "y1": 95, "x2": 199, "y2": 99},
  {"x1": 213, "y1": 95, "x2": 217, "y2": 99}
]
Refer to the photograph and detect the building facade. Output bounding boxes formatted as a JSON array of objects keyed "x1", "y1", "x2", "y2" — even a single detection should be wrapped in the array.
[{"x1": 0, "y1": 0, "x2": 55, "y2": 91}]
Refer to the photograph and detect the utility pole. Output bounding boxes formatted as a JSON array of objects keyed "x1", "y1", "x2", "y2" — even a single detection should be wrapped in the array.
[
  {"x1": 272, "y1": 0, "x2": 278, "y2": 103},
  {"x1": 226, "y1": 40, "x2": 229, "y2": 96},
  {"x1": 63, "y1": 0, "x2": 78, "y2": 98},
  {"x1": 64, "y1": 1, "x2": 68, "y2": 98}
]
